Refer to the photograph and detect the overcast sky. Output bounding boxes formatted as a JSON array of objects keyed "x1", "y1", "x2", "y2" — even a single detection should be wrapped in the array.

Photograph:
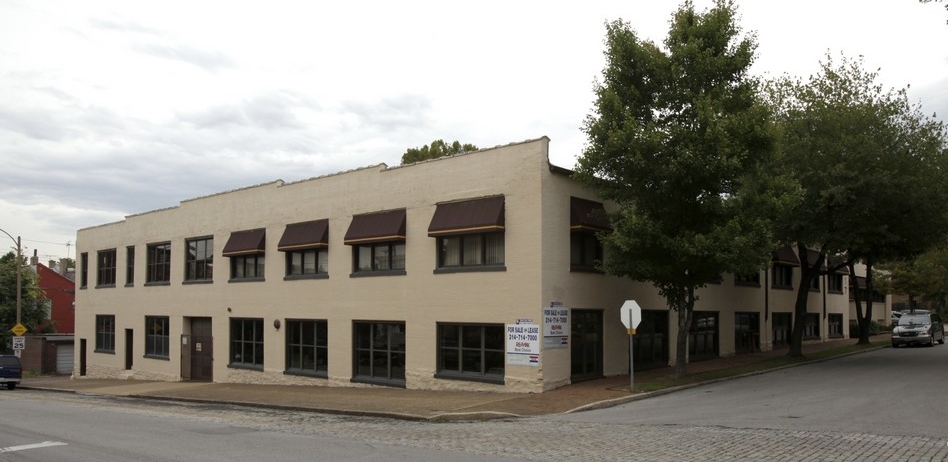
[{"x1": 2, "y1": 0, "x2": 946, "y2": 262}]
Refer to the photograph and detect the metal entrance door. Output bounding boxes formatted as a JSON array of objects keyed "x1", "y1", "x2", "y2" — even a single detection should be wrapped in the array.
[
  {"x1": 571, "y1": 309, "x2": 603, "y2": 382},
  {"x1": 182, "y1": 317, "x2": 213, "y2": 381},
  {"x1": 125, "y1": 329, "x2": 133, "y2": 370}
]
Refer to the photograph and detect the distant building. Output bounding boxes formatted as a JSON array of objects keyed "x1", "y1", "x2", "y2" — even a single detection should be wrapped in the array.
[
  {"x1": 74, "y1": 138, "x2": 871, "y2": 392},
  {"x1": 21, "y1": 258, "x2": 75, "y2": 374}
]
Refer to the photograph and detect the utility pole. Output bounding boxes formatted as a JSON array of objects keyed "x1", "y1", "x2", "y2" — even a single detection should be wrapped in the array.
[{"x1": 0, "y1": 228, "x2": 22, "y2": 325}]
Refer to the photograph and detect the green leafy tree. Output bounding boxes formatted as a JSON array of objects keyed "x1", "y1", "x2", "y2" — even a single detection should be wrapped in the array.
[
  {"x1": 0, "y1": 251, "x2": 48, "y2": 352},
  {"x1": 768, "y1": 54, "x2": 948, "y2": 350},
  {"x1": 576, "y1": 0, "x2": 786, "y2": 378},
  {"x1": 400, "y1": 139, "x2": 478, "y2": 165},
  {"x1": 880, "y1": 241, "x2": 948, "y2": 314}
]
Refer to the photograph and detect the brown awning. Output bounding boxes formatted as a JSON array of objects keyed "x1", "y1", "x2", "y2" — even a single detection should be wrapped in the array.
[
  {"x1": 428, "y1": 196, "x2": 504, "y2": 237},
  {"x1": 278, "y1": 219, "x2": 329, "y2": 251},
  {"x1": 222, "y1": 228, "x2": 266, "y2": 257},
  {"x1": 570, "y1": 197, "x2": 611, "y2": 232},
  {"x1": 344, "y1": 209, "x2": 406, "y2": 245},
  {"x1": 772, "y1": 246, "x2": 800, "y2": 266}
]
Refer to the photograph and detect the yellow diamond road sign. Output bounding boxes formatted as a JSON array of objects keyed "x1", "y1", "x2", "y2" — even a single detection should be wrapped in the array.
[{"x1": 10, "y1": 323, "x2": 27, "y2": 336}]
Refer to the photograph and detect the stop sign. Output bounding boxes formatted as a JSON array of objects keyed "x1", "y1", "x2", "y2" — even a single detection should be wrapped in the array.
[{"x1": 619, "y1": 300, "x2": 642, "y2": 330}]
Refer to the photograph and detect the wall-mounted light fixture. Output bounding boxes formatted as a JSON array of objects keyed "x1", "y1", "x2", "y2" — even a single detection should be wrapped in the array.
[{"x1": 273, "y1": 319, "x2": 281, "y2": 330}]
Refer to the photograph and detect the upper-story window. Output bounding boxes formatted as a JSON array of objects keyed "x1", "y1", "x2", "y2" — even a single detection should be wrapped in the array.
[
  {"x1": 146, "y1": 242, "x2": 171, "y2": 285},
  {"x1": 223, "y1": 229, "x2": 266, "y2": 281},
  {"x1": 828, "y1": 273, "x2": 845, "y2": 293},
  {"x1": 772, "y1": 264, "x2": 794, "y2": 289},
  {"x1": 125, "y1": 246, "x2": 135, "y2": 286},
  {"x1": 96, "y1": 249, "x2": 117, "y2": 287},
  {"x1": 809, "y1": 274, "x2": 821, "y2": 291},
  {"x1": 429, "y1": 196, "x2": 505, "y2": 273},
  {"x1": 569, "y1": 197, "x2": 610, "y2": 272},
  {"x1": 278, "y1": 219, "x2": 329, "y2": 280},
  {"x1": 79, "y1": 252, "x2": 88, "y2": 289},
  {"x1": 734, "y1": 272, "x2": 761, "y2": 287},
  {"x1": 345, "y1": 209, "x2": 406, "y2": 277},
  {"x1": 185, "y1": 236, "x2": 214, "y2": 282},
  {"x1": 770, "y1": 246, "x2": 799, "y2": 290}
]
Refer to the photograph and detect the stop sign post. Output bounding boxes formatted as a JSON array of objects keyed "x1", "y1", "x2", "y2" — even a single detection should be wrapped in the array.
[{"x1": 619, "y1": 300, "x2": 642, "y2": 390}]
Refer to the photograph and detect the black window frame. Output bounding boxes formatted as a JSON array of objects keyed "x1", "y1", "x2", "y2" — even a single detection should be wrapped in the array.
[
  {"x1": 95, "y1": 314, "x2": 115, "y2": 353},
  {"x1": 570, "y1": 231, "x2": 603, "y2": 272},
  {"x1": 146, "y1": 242, "x2": 172, "y2": 285},
  {"x1": 803, "y1": 313, "x2": 821, "y2": 339},
  {"x1": 352, "y1": 321, "x2": 406, "y2": 387},
  {"x1": 809, "y1": 274, "x2": 820, "y2": 292},
  {"x1": 79, "y1": 252, "x2": 88, "y2": 289},
  {"x1": 96, "y1": 249, "x2": 117, "y2": 288},
  {"x1": 184, "y1": 236, "x2": 214, "y2": 283},
  {"x1": 828, "y1": 274, "x2": 844, "y2": 294},
  {"x1": 771, "y1": 264, "x2": 793, "y2": 289},
  {"x1": 351, "y1": 241, "x2": 406, "y2": 276},
  {"x1": 435, "y1": 232, "x2": 505, "y2": 273},
  {"x1": 828, "y1": 313, "x2": 844, "y2": 338},
  {"x1": 435, "y1": 323, "x2": 505, "y2": 384},
  {"x1": 734, "y1": 272, "x2": 761, "y2": 287},
  {"x1": 285, "y1": 319, "x2": 328, "y2": 378},
  {"x1": 125, "y1": 246, "x2": 135, "y2": 287},
  {"x1": 285, "y1": 248, "x2": 328, "y2": 279},
  {"x1": 229, "y1": 254, "x2": 265, "y2": 281},
  {"x1": 230, "y1": 318, "x2": 264, "y2": 370},
  {"x1": 144, "y1": 315, "x2": 170, "y2": 359}
]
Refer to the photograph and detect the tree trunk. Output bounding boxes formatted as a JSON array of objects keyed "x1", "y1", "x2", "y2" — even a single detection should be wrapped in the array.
[
  {"x1": 789, "y1": 243, "x2": 822, "y2": 358},
  {"x1": 673, "y1": 287, "x2": 695, "y2": 379}
]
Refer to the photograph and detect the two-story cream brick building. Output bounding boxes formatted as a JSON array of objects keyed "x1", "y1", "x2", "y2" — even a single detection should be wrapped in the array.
[{"x1": 74, "y1": 137, "x2": 861, "y2": 392}]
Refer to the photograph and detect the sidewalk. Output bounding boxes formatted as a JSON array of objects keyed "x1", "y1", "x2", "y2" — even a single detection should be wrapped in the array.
[{"x1": 18, "y1": 336, "x2": 887, "y2": 421}]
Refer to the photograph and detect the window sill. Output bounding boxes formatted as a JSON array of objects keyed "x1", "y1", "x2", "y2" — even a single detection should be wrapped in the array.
[
  {"x1": 350, "y1": 376, "x2": 406, "y2": 388},
  {"x1": 284, "y1": 273, "x2": 329, "y2": 281},
  {"x1": 770, "y1": 285, "x2": 794, "y2": 291},
  {"x1": 124, "y1": 283, "x2": 134, "y2": 288},
  {"x1": 569, "y1": 265, "x2": 603, "y2": 274},
  {"x1": 228, "y1": 277, "x2": 265, "y2": 283},
  {"x1": 143, "y1": 354, "x2": 170, "y2": 361},
  {"x1": 284, "y1": 369, "x2": 328, "y2": 379},
  {"x1": 433, "y1": 265, "x2": 506, "y2": 275},
  {"x1": 228, "y1": 363, "x2": 264, "y2": 372},
  {"x1": 95, "y1": 284, "x2": 116, "y2": 289},
  {"x1": 828, "y1": 289, "x2": 844, "y2": 295},
  {"x1": 434, "y1": 372, "x2": 504, "y2": 385},
  {"x1": 183, "y1": 279, "x2": 213, "y2": 285},
  {"x1": 94, "y1": 349, "x2": 115, "y2": 355},
  {"x1": 144, "y1": 281, "x2": 171, "y2": 287},
  {"x1": 350, "y1": 269, "x2": 407, "y2": 278}
]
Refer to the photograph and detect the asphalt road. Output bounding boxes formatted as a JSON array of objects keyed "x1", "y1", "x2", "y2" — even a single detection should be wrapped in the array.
[
  {"x1": 1, "y1": 345, "x2": 946, "y2": 461},
  {"x1": 545, "y1": 343, "x2": 948, "y2": 438}
]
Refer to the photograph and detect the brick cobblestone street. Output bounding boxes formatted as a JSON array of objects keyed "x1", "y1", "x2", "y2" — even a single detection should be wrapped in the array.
[
  {"x1": 8, "y1": 389, "x2": 948, "y2": 461},
  {"x1": 75, "y1": 393, "x2": 944, "y2": 462},
  {"x1": 258, "y1": 412, "x2": 948, "y2": 462}
]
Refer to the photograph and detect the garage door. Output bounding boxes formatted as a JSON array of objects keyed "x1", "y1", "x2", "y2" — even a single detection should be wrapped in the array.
[{"x1": 56, "y1": 344, "x2": 74, "y2": 375}]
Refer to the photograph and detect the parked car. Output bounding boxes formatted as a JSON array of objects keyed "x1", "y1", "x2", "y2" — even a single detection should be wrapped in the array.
[
  {"x1": 0, "y1": 355, "x2": 22, "y2": 390},
  {"x1": 891, "y1": 312, "x2": 945, "y2": 347}
]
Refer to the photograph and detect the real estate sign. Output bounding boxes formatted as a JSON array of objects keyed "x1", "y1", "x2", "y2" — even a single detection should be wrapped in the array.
[{"x1": 506, "y1": 323, "x2": 540, "y2": 366}]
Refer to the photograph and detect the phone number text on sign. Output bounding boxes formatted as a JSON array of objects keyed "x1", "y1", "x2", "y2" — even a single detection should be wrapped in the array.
[{"x1": 506, "y1": 324, "x2": 540, "y2": 354}]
